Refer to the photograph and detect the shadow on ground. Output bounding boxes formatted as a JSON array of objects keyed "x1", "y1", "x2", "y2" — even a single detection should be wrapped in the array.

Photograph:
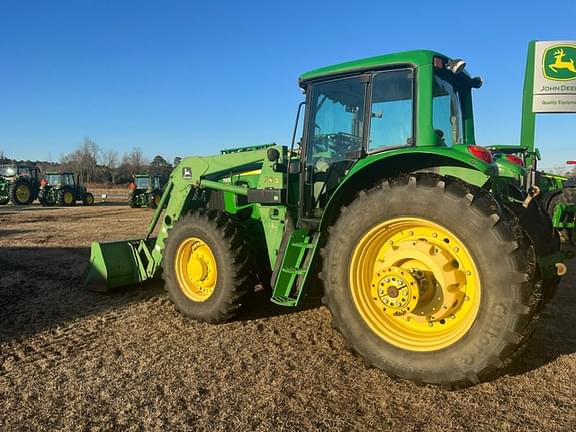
[{"x1": 0, "y1": 246, "x2": 321, "y2": 343}]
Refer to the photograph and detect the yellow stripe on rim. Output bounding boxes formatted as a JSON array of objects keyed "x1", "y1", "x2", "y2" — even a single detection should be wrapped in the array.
[
  {"x1": 349, "y1": 217, "x2": 481, "y2": 352},
  {"x1": 175, "y1": 237, "x2": 218, "y2": 302}
]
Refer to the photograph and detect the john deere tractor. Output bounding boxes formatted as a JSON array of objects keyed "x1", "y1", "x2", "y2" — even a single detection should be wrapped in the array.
[
  {"x1": 39, "y1": 172, "x2": 94, "y2": 206},
  {"x1": 488, "y1": 145, "x2": 569, "y2": 216},
  {"x1": 86, "y1": 47, "x2": 570, "y2": 388},
  {"x1": 0, "y1": 164, "x2": 41, "y2": 205},
  {"x1": 128, "y1": 174, "x2": 164, "y2": 209}
]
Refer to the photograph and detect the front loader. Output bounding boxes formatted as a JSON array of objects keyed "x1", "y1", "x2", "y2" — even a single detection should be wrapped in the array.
[{"x1": 86, "y1": 48, "x2": 567, "y2": 388}]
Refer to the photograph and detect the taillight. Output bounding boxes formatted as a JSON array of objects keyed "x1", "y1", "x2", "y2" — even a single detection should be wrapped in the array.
[
  {"x1": 505, "y1": 154, "x2": 524, "y2": 167},
  {"x1": 467, "y1": 145, "x2": 493, "y2": 164},
  {"x1": 567, "y1": 160, "x2": 576, "y2": 165}
]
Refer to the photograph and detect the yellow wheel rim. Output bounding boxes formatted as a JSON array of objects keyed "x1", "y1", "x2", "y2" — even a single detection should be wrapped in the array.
[
  {"x1": 86, "y1": 195, "x2": 94, "y2": 205},
  {"x1": 350, "y1": 217, "x2": 481, "y2": 352},
  {"x1": 16, "y1": 185, "x2": 30, "y2": 202},
  {"x1": 175, "y1": 237, "x2": 217, "y2": 302},
  {"x1": 64, "y1": 191, "x2": 74, "y2": 205}
]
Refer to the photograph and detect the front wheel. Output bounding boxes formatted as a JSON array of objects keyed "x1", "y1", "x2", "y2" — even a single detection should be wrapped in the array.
[
  {"x1": 162, "y1": 210, "x2": 256, "y2": 323},
  {"x1": 322, "y1": 174, "x2": 539, "y2": 388},
  {"x1": 82, "y1": 192, "x2": 94, "y2": 206}
]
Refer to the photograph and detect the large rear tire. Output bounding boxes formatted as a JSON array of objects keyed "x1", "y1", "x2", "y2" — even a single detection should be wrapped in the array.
[
  {"x1": 9, "y1": 180, "x2": 32, "y2": 205},
  {"x1": 38, "y1": 189, "x2": 56, "y2": 206},
  {"x1": 505, "y1": 198, "x2": 561, "y2": 304},
  {"x1": 57, "y1": 188, "x2": 76, "y2": 206},
  {"x1": 147, "y1": 193, "x2": 159, "y2": 209},
  {"x1": 162, "y1": 209, "x2": 256, "y2": 323},
  {"x1": 128, "y1": 192, "x2": 139, "y2": 208},
  {"x1": 322, "y1": 174, "x2": 539, "y2": 388}
]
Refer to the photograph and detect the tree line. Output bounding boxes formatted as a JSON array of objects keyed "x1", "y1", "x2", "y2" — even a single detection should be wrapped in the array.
[{"x1": 0, "y1": 137, "x2": 180, "y2": 185}]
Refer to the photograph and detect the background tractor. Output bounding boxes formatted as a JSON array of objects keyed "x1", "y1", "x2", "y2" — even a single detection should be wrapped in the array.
[
  {"x1": 488, "y1": 145, "x2": 570, "y2": 216},
  {"x1": 38, "y1": 172, "x2": 94, "y2": 207},
  {"x1": 0, "y1": 164, "x2": 41, "y2": 205},
  {"x1": 86, "y1": 46, "x2": 569, "y2": 388},
  {"x1": 128, "y1": 174, "x2": 164, "y2": 209}
]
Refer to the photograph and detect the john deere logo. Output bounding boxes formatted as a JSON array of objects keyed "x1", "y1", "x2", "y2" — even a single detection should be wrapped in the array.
[{"x1": 543, "y1": 44, "x2": 576, "y2": 81}]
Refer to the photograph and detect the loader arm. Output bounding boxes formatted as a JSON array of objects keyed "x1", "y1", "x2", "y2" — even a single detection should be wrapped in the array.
[{"x1": 85, "y1": 149, "x2": 270, "y2": 291}]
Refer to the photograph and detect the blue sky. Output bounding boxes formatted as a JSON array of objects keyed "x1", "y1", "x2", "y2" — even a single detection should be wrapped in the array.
[{"x1": 0, "y1": 0, "x2": 574, "y2": 170}]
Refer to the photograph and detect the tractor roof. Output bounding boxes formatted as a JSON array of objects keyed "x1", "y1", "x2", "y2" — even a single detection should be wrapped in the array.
[
  {"x1": 299, "y1": 49, "x2": 445, "y2": 85},
  {"x1": 45, "y1": 171, "x2": 75, "y2": 175}
]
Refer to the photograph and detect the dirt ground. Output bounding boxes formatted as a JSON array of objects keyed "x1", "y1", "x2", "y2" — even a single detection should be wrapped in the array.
[{"x1": 1, "y1": 203, "x2": 575, "y2": 431}]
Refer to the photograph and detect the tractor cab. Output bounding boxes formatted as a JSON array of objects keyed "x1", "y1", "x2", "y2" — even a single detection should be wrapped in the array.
[
  {"x1": 132, "y1": 174, "x2": 162, "y2": 192},
  {"x1": 296, "y1": 50, "x2": 486, "y2": 224},
  {"x1": 44, "y1": 172, "x2": 78, "y2": 187}
]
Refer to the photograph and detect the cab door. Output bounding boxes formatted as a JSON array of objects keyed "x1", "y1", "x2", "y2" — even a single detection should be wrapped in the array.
[{"x1": 300, "y1": 75, "x2": 368, "y2": 222}]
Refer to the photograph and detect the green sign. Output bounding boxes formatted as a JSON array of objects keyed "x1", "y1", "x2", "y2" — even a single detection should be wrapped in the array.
[{"x1": 542, "y1": 44, "x2": 576, "y2": 81}]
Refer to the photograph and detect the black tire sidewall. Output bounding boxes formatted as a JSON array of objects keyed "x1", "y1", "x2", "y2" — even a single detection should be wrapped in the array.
[
  {"x1": 324, "y1": 178, "x2": 532, "y2": 384},
  {"x1": 163, "y1": 214, "x2": 238, "y2": 322},
  {"x1": 10, "y1": 181, "x2": 31, "y2": 205}
]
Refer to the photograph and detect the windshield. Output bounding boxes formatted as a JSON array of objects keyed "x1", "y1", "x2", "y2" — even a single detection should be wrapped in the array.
[
  {"x1": 135, "y1": 177, "x2": 150, "y2": 189},
  {"x1": 45, "y1": 174, "x2": 61, "y2": 185},
  {"x1": 433, "y1": 72, "x2": 464, "y2": 146},
  {"x1": 307, "y1": 76, "x2": 366, "y2": 165}
]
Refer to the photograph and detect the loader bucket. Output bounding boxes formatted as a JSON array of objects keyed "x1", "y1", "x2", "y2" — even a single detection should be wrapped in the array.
[{"x1": 84, "y1": 240, "x2": 145, "y2": 292}]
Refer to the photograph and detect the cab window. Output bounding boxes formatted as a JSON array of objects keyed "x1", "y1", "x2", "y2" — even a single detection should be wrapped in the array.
[{"x1": 368, "y1": 69, "x2": 414, "y2": 150}]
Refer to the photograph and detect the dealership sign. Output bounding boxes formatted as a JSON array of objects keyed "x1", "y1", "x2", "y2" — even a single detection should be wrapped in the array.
[{"x1": 533, "y1": 41, "x2": 576, "y2": 113}]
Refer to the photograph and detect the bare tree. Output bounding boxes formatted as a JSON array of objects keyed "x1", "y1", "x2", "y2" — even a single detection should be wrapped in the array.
[
  {"x1": 100, "y1": 149, "x2": 119, "y2": 184},
  {"x1": 60, "y1": 137, "x2": 100, "y2": 183},
  {"x1": 123, "y1": 147, "x2": 149, "y2": 174}
]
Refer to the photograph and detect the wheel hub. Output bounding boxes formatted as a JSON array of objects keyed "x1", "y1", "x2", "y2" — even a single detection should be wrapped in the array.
[
  {"x1": 372, "y1": 266, "x2": 419, "y2": 316},
  {"x1": 175, "y1": 237, "x2": 217, "y2": 302}
]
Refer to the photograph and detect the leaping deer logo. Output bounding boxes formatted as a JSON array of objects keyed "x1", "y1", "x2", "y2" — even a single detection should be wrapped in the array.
[{"x1": 549, "y1": 49, "x2": 576, "y2": 73}]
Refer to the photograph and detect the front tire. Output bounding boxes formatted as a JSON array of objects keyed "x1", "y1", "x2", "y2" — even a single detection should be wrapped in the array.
[
  {"x1": 82, "y1": 192, "x2": 94, "y2": 206},
  {"x1": 162, "y1": 210, "x2": 256, "y2": 323},
  {"x1": 322, "y1": 174, "x2": 539, "y2": 388}
]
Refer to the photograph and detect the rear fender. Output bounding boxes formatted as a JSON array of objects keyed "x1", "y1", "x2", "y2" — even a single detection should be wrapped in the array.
[{"x1": 318, "y1": 149, "x2": 495, "y2": 231}]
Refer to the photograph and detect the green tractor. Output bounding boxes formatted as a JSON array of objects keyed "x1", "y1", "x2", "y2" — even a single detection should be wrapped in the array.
[
  {"x1": 85, "y1": 48, "x2": 569, "y2": 387},
  {"x1": 0, "y1": 164, "x2": 41, "y2": 205},
  {"x1": 38, "y1": 172, "x2": 95, "y2": 206},
  {"x1": 128, "y1": 174, "x2": 164, "y2": 209},
  {"x1": 488, "y1": 145, "x2": 569, "y2": 216}
]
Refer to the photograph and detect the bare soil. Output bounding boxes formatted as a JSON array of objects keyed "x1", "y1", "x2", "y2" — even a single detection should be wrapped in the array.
[{"x1": 0, "y1": 203, "x2": 575, "y2": 431}]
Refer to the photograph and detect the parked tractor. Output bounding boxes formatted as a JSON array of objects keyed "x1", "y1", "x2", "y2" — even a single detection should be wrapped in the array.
[
  {"x1": 488, "y1": 145, "x2": 569, "y2": 216},
  {"x1": 128, "y1": 174, "x2": 164, "y2": 209},
  {"x1": 85, "y1": 46, "x2": 572, "y2": 388},
  {"x1": 38, "y1": 172, "x2": 94, "y2": 206},
  {"x1": 0, "y1": 164, "x2": 41, "y2": 205}
]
